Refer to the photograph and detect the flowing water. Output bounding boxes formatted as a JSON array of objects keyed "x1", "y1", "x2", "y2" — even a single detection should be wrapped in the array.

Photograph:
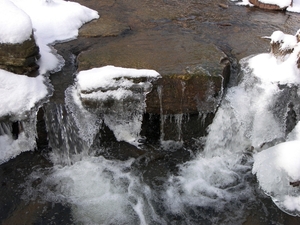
[{"x1": 2, "y1": 1, "x2": 300, "y2": 225}]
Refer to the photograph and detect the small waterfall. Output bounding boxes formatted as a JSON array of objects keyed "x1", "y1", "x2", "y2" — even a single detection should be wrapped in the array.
[
  {"x1": 157, "y1": 83, "x2": 186, "y2": 145},
  {"x1": 21, "y1": 57, "x2": 300, "y2": 224}
]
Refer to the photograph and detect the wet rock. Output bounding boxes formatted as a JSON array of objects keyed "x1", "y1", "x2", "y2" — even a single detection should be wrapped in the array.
[
  {"x1": 79, "y1": 17, "x2": 131, "y2": 38},
  {"x1": 146, "y1": 70, "x2": 227, "y2": 115},
  {"x1": 77, "y1": 30, "x2": 230, "y2": 115},
  {"x1": 0, "y1": 34, "x2": 40, "y2": 76},
  {"x1": 249, "y1": 0, "x2": 292, "y2": 11}
]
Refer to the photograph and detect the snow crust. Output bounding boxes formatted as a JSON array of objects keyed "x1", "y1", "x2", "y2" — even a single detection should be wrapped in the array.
[
  {"x1": 0, "y1": 0, "x2": 33, "y2": 44},
  {"x1": 233, "y1": 0, "x2": 300, "y2": 12},
  {"x1": 0, "y1": 69, "x2": 48, "y2": 118}
]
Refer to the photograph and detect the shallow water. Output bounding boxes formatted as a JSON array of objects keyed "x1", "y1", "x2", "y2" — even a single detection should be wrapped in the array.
[{"x1": 2, "y1": 0, "x2": 300, "y2": 224}]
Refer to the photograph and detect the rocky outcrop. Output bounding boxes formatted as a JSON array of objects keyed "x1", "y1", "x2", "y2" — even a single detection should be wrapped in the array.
[
  {"x1": 77, "y1": 29, "x2": 230, "y2": 115},
  {"x1": 146, "y1": 70, "x2": 228, "y2": 115},
  {"x1": 0, "y1": 34, "x2": 40, "y2": 76},
  {"x1": 249, "y1": 0, "x2": 292, "y2": 10}
]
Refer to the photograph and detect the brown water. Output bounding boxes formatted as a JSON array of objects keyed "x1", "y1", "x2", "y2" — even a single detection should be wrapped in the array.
[{"x1": 1, "y1": 1, "x2": 300, "y2": 224}]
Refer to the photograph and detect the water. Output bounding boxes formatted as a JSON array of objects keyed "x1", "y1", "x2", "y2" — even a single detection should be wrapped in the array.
[
  {"x1": 5, "y1": 55, "x2": 298, "y2": 225},
  {"x1": 2, "y1": 0, "x2": 300, "y2": 224}
]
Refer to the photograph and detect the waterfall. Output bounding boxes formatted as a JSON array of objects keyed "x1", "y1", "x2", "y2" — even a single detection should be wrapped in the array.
[{"x1": 20, "y1": 57, "x2": 300, "y2": 224}]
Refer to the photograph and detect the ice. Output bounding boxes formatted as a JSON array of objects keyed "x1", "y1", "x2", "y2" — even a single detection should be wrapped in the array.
[
  {"x1": 0, "y1": 0, "x2": 32, "y2": 44},
  {"x1": 253, "y1": 140, "x2": 300, "y2": 216},
  {"x1": 0, "y1": 118, "x2": 37, "y2": 164},
  {"x1": 73, "y1": 66, "x2": 160, "y2": 146}
]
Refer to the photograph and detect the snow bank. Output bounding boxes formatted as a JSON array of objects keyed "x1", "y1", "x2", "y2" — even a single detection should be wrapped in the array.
[
  {"x1": 0, "y1": 0, "x2": 32, "y2": 44},
  {"x1": 259, "y1": 0, "x2": 292, "y2": 8},
  {"x1": 10, "y1": 0, "x2": 99, "y2": 73},
  {"x1": 249, "y1": 30, "x2": 300, "y2": 84},
  {"x1": 232, "y1": 0, "x2": 300, "y2": 13},
  {"x1": 0, "y1": 69, "x2": 49, "y2": 118},
  {"x1": 253, "y1": 140, "x2": 300, "y2": 216},
  {"x1": 10, "y1": 0, "x2": 99, "y2": 45},
  {"x1": 249, "y1": 30, "x2": 300, "y2": 216}
]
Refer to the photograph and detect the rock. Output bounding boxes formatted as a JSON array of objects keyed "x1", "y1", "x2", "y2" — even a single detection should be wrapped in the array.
[
  {"x1": 249, "y1": 0, "x2": 292, "y2": 10},
  {"x1": 146, "y1": 72, "x2": 226, "y2": 115},
  {"x1": 79, "y1": 17, "x2": 131, "y2": 37},
  {"x1": 70, "y1": 0, "x2": 233, "y2": 143},
  {"x1": 0, "y1": 34, "x2": 40, "y2": 76},
  {"x1": 77, "y1": 30, "x2": 230, "y2": 115}
]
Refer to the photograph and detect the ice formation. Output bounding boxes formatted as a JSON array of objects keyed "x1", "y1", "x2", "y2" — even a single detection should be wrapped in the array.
[{"x1": 70, "y1": 66, "x2": 160, "y2": 146}]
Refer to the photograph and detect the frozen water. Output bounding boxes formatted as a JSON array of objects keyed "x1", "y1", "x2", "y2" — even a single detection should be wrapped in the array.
[
  {"x1": 0, "y1": 117, "x2": 37, "y2": 164},
  {"x1": 253, "y1": 140, "x2": 300, "y2": 216},
  {"x1": 73, "y1": 66, "x2": 160, "y2": 146}
]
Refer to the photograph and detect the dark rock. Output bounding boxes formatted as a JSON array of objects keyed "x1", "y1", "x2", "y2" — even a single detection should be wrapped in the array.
[{"x1": 0, "y1": 34, "x2": 40, "y2": 76}]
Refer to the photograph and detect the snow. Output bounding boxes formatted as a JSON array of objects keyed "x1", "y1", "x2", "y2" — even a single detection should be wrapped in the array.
[
  {"x1": 248, "y1": 31, "x2": 300, "y2": 84},
  {"x1": 9, "y1": 0, "x2": 99, "y2": 73},
  {"x1": 259, "y1": 0, "x2": 292, "y2": 8},
  {"x1": 0, "y1": 0, "x2": 99, "y2": 163},
  {"x1": 248, "y1": 30, "x2": 300, "y2": 216},
  {"x1": 0, "y1": 69, "x2": 49, "y2": 119},
  {"x1": 253, "y1": 140, "x2": 300, "y2": 216},
  {"x1": 233, "y1": 0, "x2": 300, "y2": 13},
  {"x1": 76, "y1": 66, "x2": 160, "y2": 93},
  {"x1": 0, "y1": 0, "x2": 33, "y2": 44}
]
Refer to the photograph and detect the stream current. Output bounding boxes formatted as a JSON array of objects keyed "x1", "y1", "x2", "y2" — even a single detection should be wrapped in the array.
[{"x1": 2, "y1": 1, "x2": 300, "y2": 225}]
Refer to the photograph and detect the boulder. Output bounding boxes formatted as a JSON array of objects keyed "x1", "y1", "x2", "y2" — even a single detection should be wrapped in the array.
[
  {"x1": 249, "y1": 0, "x2": 292, "y2": 10},
  {"x1": 0, "y1": 34, "x2": 40, "y2": 76},
  {"x1": 77, "y1": 30, "x2": 230, "y2": 115}
]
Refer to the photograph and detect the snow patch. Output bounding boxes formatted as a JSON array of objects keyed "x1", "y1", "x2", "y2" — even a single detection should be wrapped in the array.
[{"x1": 0, "y1": 0, "x2": 32, "y2": 44}]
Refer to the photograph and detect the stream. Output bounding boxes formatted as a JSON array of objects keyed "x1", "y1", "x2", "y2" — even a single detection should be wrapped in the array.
[{"x1": 2, "y1": 1, "x2": 300, "y2": 224}]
